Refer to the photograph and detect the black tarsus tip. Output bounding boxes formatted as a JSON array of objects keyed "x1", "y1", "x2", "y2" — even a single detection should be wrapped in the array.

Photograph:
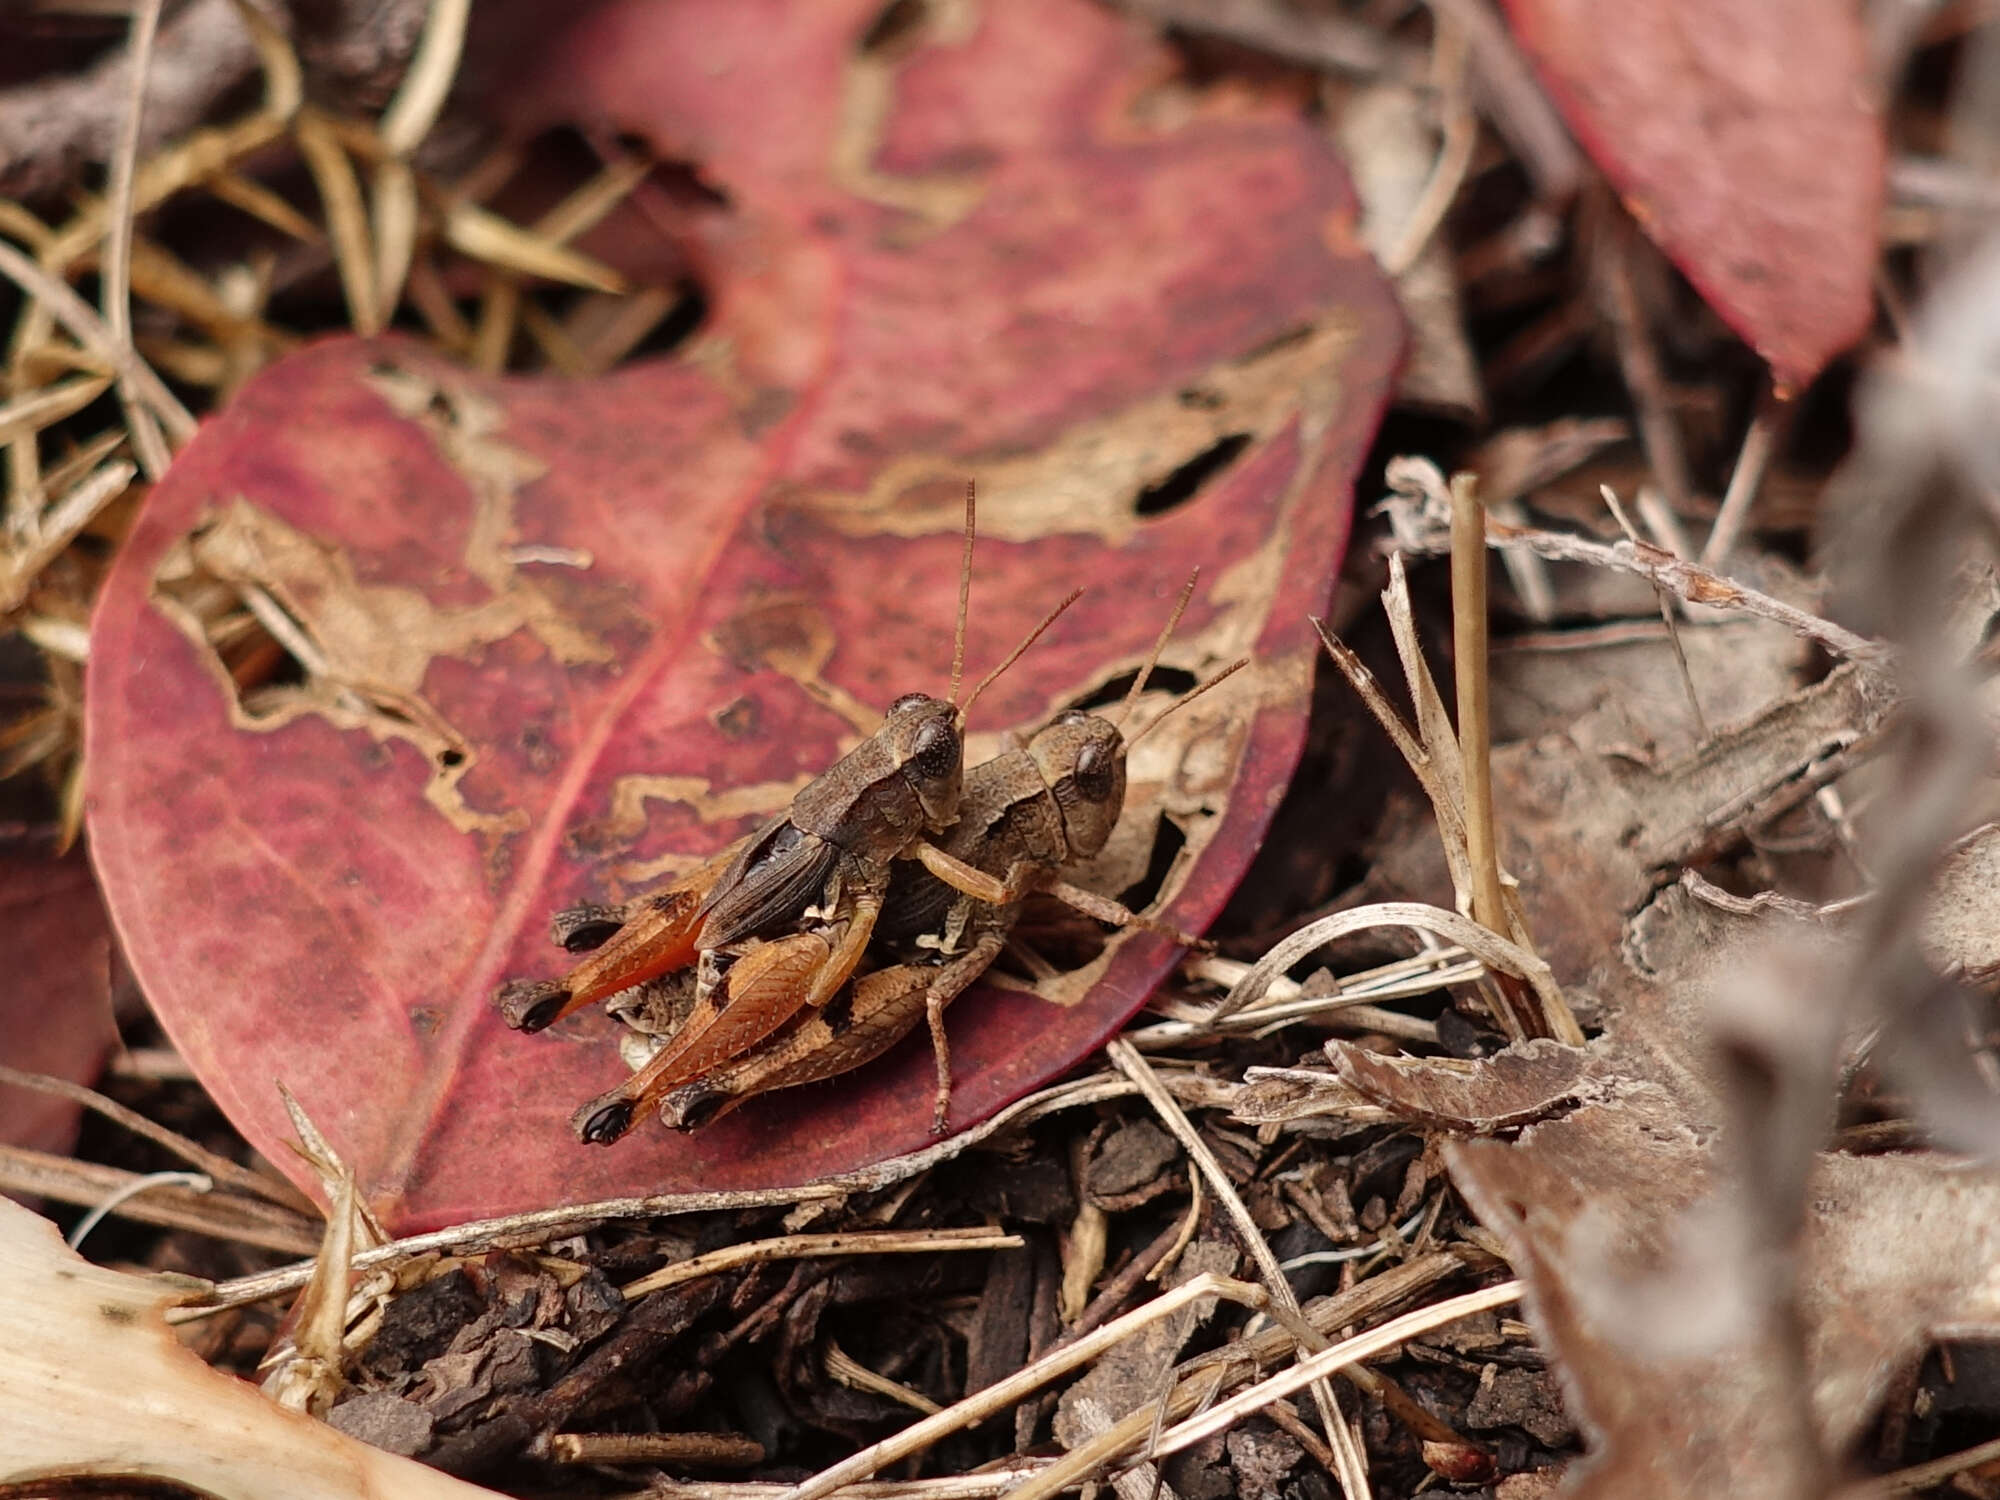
[{"x1": 576, "y1": 1098, "x2": 637, "y2": 1146}]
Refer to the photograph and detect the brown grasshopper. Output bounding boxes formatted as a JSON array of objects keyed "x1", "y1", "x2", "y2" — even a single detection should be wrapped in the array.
[
  {"x1": 494, "y1": 483, "x2": 1079, "y2": 1142},
  {"x1": 630, "y1": 577, "x2": 1248, "y2": 1139}
]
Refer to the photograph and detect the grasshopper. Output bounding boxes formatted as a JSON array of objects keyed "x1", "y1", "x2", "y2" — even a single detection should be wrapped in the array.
[
  {"x1": 494, "y1": 483, "x2": 1078, "y2": 1142},
  {"x1": 628, "y1": 577, "x2": 1248, "y2": 1139}
]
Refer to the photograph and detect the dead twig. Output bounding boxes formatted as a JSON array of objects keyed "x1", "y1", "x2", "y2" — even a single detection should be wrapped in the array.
[
  {"x1": 174, "y1": 1071, "x2": 1166, "y2": 1319},
  {"x1": 545, "y1": 1431, "x2": 765, "y2": 1467},
  {"x1": 622, "y1": 1227, "x2": 1025, "y2": 1299},
  {"x1": 1382, "y1": 457, "x2": 1882, "y2": 662}
]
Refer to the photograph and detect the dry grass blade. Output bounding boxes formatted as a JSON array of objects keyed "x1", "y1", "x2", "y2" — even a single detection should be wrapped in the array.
[
  {"x1": 97, "y1": 0, "x2": 174, "y2": 479},
  {"x1": 380, "y1": 0, "x2": 473, "y2": 156},
  {"x1": 782, "y1": 1273, "x2": 1271, "y2": 1500},
  {"x1": 1107, "y1": 1039, "x2": 1372, "y2": 1499},
  {"x1": 1701, "y1": 380, "x2": 1787, "y2": 567},
  {"x1": 1163, "y1": 951, "x2": 1459, "y2": 1043},
  {"x1": 0, "y1": 237, "x2": 193, "y2": 455},
  {"x1": 0, "y1": 458, "x2": 138, "y2": 612},
  {"x1": 1447, "y1": 475, "x2": 1515, "y2": 984},
  {"x1": 260, "y1": 1162, "x2": 359, "y2": 1415},
  {"x1": 650, "y1": 1473, "x2": 1059, "y2": 1500},
  {"x1": 209, "y1": 168, "x2": 322, "y2": 242},
  {"x1": 0, "y1": 1142, "x2": 319, "y2": 1254},
  {"x1": 0, "y1": 373, "x2": 113, "y2": 456},
  {"x1": 295, "y1": 108, "x2": 380, "y2": 335},
  {"x1": 0, "y1": 1062, "x2": 308, "y2": 1210},
  {"x1": 370, "y1": 158, "x2": 420, "y2": 332},
  {"x1": 621, "y1": 1226, "x2": 1025, "y2": 1299},
  {"x1": 445, "y1": 200, "x2": 629, "y2": 293},
  {"x1": 366, "y1": 0, "x2": 473, "y2": 323},
  {"x1": 1143, "y1": 1281, "x2": 1523, "y2": 1459},
  {"x1": 1005, "y1": 1253, "x2": 1475, "y2": 1500},
  {"x1": 827, "y1": 1339, "x2": 945, "y2": 1415},
  {"x1": 1216, "y1": 901, "x2": 1567, "y2": 1037}
]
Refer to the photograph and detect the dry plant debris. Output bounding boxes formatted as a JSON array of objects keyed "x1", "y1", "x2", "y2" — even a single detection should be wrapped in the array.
[{"x1": 7, "y1": 2, "x2": 2000, "y2": 1500}]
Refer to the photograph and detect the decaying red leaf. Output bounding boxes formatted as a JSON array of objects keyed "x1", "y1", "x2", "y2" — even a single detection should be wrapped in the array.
[
  {"x1": 85, "y1": 0, "x2": 1401, "y2": 1230},
  {"x1": 1499, "y1": 0, "x2": 1884, "y2": 391},
  {"x1": 0, "y1": 848, "x2": 116, "y2": 1158}
]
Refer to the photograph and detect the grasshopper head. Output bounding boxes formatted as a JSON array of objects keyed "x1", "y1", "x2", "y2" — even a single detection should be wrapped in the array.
[
  {"x1": 1027, "y1": 709, "x2": 1128, "y2": 859},
  {"x1": 884, "y1": 691, "x2": 965, "y2": 831}
]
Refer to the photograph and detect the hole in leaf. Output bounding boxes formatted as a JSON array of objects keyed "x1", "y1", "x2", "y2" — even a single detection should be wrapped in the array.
[
  {"x1": 629, "y1": 279, "x2": 711, "y2": 362},
  {"x1": 859, "y1": 0, "x2": 928, "y2": 54},
  {"x1": 156, "y1": 559, "x2": 312, "y2": 719},
  {"x1": 1134, "y1": 433, "x2": 1251, "y2": 517},
  {"x1": 1065, "y1": 665, "x2": 1198, "y2": 714},
  {"x1": 1116, "y1": 809, "x2": 1188, "y2": 914}
]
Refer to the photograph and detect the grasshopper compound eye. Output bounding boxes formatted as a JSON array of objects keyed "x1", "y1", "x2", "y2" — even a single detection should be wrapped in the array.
[
  {"x1": 1073, "y1": 739, "x2": 1117, "y2": 803},
  {"x1": 910, "y1": 718, "x2": 959, "y2": 781}
]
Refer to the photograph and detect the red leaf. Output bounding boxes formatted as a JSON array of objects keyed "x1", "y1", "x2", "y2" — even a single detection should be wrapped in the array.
[
  {"x1": 0, "y1": 849, "x2": 116, "y2": 1158},
  {"x1": 85, "y1": 0, "x2": 1400, "y2": 1231},
  {"x1": 1500, "y1": 0, "x2": 1884, "y2": 392}
]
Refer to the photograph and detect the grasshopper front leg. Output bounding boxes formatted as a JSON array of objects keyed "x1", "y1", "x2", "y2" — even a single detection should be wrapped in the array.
[{"x1": 912, "y1": 842, "x2": 1210, "y2": 950}]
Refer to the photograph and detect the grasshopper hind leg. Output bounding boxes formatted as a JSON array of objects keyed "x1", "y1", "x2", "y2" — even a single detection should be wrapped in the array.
[{"x1": 924, "y1": 930, "x2": 1007, "y2": 1135}]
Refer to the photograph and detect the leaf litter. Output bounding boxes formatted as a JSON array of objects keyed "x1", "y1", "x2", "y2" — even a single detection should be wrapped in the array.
[{"x1": 7, "y1": 2, "x2": 2000, "y2": 1500}]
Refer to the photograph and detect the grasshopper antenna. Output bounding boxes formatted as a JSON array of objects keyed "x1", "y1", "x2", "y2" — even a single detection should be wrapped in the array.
[
  {"x1": 948, "y1": 481, "x2": 976, "y2": 707},
  {"x1": 1127, "y1": 656, "x2": 1250, "y2": 748},
  {"x1": 1116, "y1": 568, "x2": 1200, "y2": 729},
  {"x1": 959, "y1": 587, "x2": 1085, "y2": 722}
]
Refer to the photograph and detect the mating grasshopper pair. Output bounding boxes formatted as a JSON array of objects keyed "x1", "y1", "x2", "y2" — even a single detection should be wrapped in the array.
[{"x1": 495, "y1": 485, "x2": 1236, "y2": 1142}]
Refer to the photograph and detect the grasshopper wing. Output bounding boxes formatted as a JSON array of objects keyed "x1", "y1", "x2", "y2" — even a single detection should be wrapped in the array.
[{"x1": 697, "y1": 816, "x2": 843, "y2": 948}]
